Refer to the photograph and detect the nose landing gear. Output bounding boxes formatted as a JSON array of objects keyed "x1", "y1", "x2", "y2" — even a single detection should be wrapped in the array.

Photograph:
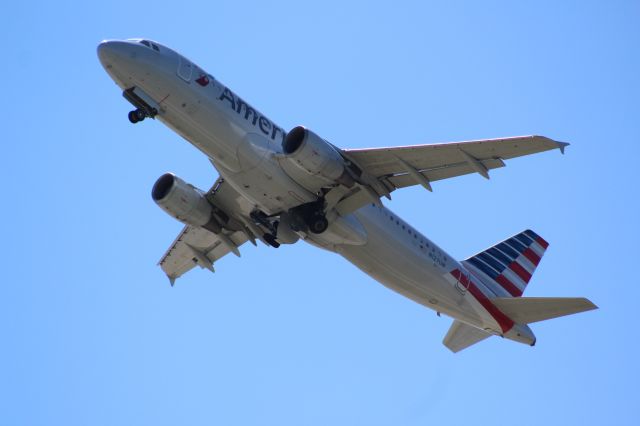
[
  {"x1": 123, "y1": 87, "x2": 159, "y2": 124},
  {"x1": 128, "y1": 109, "x2": 148, "y2": 123}
]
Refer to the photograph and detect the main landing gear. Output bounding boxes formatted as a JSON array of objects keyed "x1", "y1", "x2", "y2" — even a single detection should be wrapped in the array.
[
  {"x1": 128, "y1": 109, "x2": 148, "y2": 124},
  {"x1": 306, "y1": 211, "x2": 328, "y2": 234},
  {"x1": 263, "y1": 233, "x2": 281, "y2": 248},
  {"x1": 289, "y1": 200, "x2": 329, "y2": 234},
  {"x1": 249, "y1": 200, "x2": 329, "y2": 249},
  {"x1": 250, "y1": 211, "x2": 281, "y2": 248}
]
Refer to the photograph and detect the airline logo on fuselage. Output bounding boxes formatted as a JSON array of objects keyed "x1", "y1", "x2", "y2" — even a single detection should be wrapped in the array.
[
  {"x1": 195, "y1": 73, "x2": 210, "y2": 86},
  {"x1": 218, "y1": 87, "x2": 285, "y2": 142}
]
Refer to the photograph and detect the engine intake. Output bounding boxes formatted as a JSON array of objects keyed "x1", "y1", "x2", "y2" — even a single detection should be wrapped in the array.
[
  {"x1": 152, "y1": 173, "x2": 223, "y2": 233},
  {"x1": 282, "y1": 126, "x2": 354, "y2": 188},
  {"x1": 282, "y1": 125, "x2": 307, "y2": 155}
]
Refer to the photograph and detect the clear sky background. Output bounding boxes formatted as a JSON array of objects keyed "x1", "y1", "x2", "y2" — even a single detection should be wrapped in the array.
[{"x1": 2, "y1": 1, "x2": 638, "y2": 425}]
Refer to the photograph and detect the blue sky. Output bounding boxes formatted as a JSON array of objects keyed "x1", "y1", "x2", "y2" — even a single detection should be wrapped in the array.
[{"x1": 2, "y1": 1, "x2": 639, "y2": 425}]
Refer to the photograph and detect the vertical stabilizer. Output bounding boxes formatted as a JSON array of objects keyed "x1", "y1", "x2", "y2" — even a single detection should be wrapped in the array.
[{"x1": 463, "y1": 229, "x2": 548, "y2": 297}]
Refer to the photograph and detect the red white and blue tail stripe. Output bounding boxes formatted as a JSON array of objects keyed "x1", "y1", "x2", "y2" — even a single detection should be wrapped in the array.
[{"x1": 462, "y1": 229, "x2": 549, "y2": 298}]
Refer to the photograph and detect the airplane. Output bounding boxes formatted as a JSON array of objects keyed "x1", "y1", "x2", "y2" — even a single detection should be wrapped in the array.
[{"x1": 97, "y1": 38, "x2": 597, "y2": 352}]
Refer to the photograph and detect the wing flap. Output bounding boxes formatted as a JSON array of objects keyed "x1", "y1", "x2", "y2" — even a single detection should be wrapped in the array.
[
  {"x1": 385, "y1": 158, "x2": 506, "y2": 190},
  {"x1": 158, "y1": 226, "x2": 249, "y2": 282},
  {"x1": 443, "y1": 320, "x2": 492, "y2": 353}
]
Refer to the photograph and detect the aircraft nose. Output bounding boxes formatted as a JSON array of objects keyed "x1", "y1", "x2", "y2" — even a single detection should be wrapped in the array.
[{"x1": 97, "y1": 40, "x2": 135, "y2": 66}]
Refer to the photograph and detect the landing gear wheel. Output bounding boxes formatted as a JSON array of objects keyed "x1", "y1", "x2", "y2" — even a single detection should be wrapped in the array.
[
  {"x1": 309, "y1": 216, "x2": 329, "y2": 234},
  {"x1": 128, "y1": 110, "x2": 139, "y2": 123},
  {"x1": 128, "y1": 109, "x2": 146, "y2": 124}
]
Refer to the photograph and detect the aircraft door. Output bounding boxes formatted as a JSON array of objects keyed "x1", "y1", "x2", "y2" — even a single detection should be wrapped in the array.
[
  {"x1": 455, "y1": 270, "x2": 470, "y2": 294},
  {"x1": 177, "y1": 56, "x2": 193, "y2": 82}
]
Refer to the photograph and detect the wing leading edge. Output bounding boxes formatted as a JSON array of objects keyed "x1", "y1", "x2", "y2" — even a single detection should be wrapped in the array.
[{"x1": 344, "y1": 135, "x2": 568, "y2": 191}]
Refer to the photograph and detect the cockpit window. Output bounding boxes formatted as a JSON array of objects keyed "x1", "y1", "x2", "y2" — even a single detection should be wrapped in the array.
[{"x1": 137, "y1": 40, "x2": 160, "y2": 52}]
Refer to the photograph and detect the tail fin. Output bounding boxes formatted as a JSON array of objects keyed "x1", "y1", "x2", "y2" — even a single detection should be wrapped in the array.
[{"x1": 462, "y1": 229, "x2": 548, "y2": 297}]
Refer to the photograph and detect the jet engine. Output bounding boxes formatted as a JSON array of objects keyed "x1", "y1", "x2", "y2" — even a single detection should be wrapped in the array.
[
  {"x1": 281, "y1": 126, "x2": 355, "y2": 189},
  {"x1": 152, "y1": 173, "x2": 224, "y2": 233}
]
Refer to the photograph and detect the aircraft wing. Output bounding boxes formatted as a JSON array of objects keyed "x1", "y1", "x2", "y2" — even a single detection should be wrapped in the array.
[
  {"x1": 158, "y1": 225, "x2": 250, "y2": 284},
  {"x1": 329, "y1": 136, "x2": 568, "y2": 216},
  {"x1": 158, "y1": 177, "x2": 258, "y2": 285},
  {"x1": 344, "y1": 135, "x2": 568, "y2": 191}
]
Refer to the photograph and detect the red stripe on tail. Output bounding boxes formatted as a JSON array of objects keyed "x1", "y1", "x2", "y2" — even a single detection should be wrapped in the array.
[
  {"x1": 495, "y1": 275, "x2": 523, "y2": 297},
  {"x1": 452, "y1": 269, "x2": 514, "y2": 333},
  {"x1": 535, "y1": 236, "x2": 549, "y2": 249},
  {"x1": 522, "y1": 248, "x2": 541, "y2": 266},
  {"x1": 467, "y1": 278, "x2": 514, "y2": 333},
  {"x1": 509, "y1": 261, "x2": 532, "y2": 283}
]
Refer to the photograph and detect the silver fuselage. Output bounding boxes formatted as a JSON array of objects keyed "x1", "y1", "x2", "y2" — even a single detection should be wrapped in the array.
[{"x1": 98, "y1": 39, "x2": 513, "y2": 336}]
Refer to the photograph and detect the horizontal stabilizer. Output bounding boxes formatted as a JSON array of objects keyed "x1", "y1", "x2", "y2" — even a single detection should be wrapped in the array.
[
  {"x1": 492, "y1": 297, "x2": 598, "y2": 324},
  {"x1": 443, "y1": 320, "x2": 492, "y2": 353}
]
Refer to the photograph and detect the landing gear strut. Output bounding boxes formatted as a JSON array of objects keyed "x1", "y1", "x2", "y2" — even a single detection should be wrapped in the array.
[
  {"x1": 250, "y1": 211, "x2": 282, "y2": 248},
  {"x1": 128, "y1": 109, "x2": 147, "y2": 124},
  {"x1": 263, "y1": 233, "x2": 281, "y2": 248},
  {"x1": 123, "y1": 87, "x2": 158, "y2": 124}
]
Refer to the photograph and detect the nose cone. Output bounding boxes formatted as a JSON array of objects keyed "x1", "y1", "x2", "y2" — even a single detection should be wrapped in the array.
[
  {"x1": 98, "y1": 38, "x2": 176, "y2": 90},
  {"x1": 97, "y1": 40, "x2": 134, "y2": 67}
]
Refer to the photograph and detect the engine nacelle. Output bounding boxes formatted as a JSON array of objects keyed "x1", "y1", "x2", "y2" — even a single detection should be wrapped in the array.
[
  {"x1": 152, "y1": 173, "x2": 222, "y2": 233},
  {"x1": 282, "y1": 126, "x2": 355, "y2": 188}
]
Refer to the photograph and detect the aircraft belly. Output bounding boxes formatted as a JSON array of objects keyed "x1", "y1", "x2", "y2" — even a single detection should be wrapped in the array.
[
  {"x1": 158, "y1": 92, "x2": 243, "y2": 171},
  {"x1": 156, "y1": 90, "x2": 317, "y2": 214},
  {"x1": 336, "y1": 206, "x2": 481, "y2": 324},
  {"x1": 217, "y1": 165, "x2": 316, "y2": 214},
  {"x1": 157, "y1": 96, "x2": 490, "y2": 327}
]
